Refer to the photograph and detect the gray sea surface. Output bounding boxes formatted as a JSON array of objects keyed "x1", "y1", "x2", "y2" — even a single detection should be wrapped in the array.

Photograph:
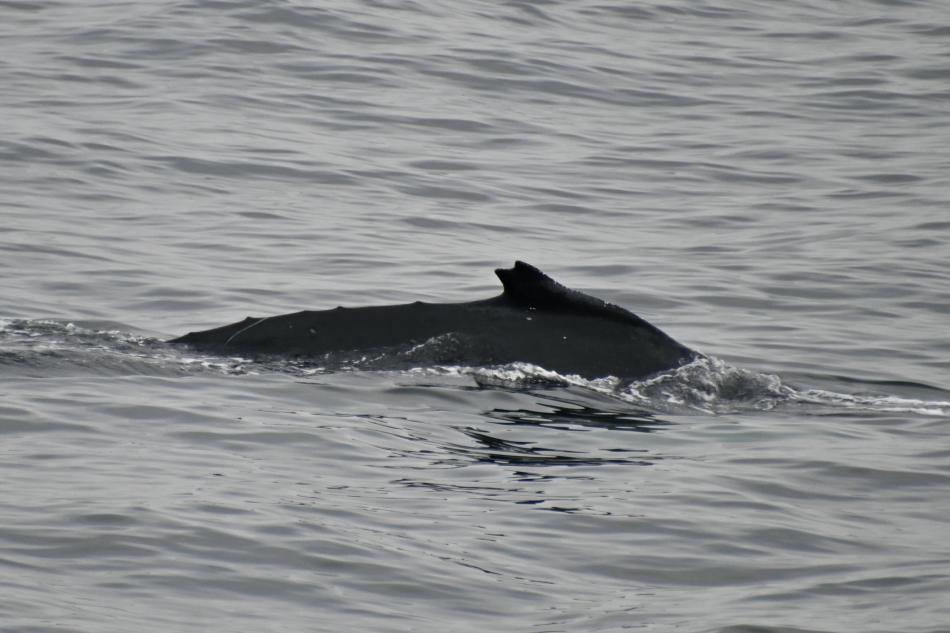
[{"x1": 2, "y1": 1, "x2": 950, "y2": 631}]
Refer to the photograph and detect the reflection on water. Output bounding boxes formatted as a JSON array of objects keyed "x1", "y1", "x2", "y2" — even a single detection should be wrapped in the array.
[
  {"x1": 431, "y1": 392, "x2": 667, "y2": 468},
  {"x1": 449, "y1": 427, "x2": 651, "y2": 467},
  {"x1": 486, "y1": 392, "x2": 669, "y2": 432}
]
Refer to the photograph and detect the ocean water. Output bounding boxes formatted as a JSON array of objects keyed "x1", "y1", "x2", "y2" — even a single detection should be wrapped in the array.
[{"x1": 2, "y1": 1, "x2": 950, "y2": 631}]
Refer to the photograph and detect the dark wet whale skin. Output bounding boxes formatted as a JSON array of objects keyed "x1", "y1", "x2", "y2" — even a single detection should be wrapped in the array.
[{"x1": 170, "y1": 261, "x2": 698, "y2": 381}]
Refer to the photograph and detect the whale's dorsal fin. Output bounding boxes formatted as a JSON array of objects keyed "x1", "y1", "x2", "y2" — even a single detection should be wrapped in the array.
[
  {"x1": 495, "y1": 261, "x2": 571, "y2": 307},
  {"x1": 494, "y1": 260, "x2": 647, "y2": 325}
]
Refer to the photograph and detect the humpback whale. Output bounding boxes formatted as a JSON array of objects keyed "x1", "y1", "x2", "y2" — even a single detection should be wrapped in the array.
[{"x1": 170, "y1": 261, "x2": 698, "y2": 381}]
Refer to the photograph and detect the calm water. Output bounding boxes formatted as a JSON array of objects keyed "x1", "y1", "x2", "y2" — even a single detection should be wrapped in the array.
[{"x1": 2, "y1": 1, "x2": 950, "y2": 631}]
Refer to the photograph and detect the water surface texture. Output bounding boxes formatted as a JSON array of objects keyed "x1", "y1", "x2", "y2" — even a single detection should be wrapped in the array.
[{"x1": 2, "y1": 1, "x2": 950, "y2": 632}]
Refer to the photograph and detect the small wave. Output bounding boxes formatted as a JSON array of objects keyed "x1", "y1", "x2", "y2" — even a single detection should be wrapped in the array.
[
  {"x1": 411, "y1": 362, "x2": 621, "y2": 392},
  {"x1": 415, "y1": 358, "x2": 790, "y2": 413},
  {"x1": 1, "y1": 318, "x2": 151, "y2": 347},
  {"x1": 620, "y1": 356, "x2": 794, "y2": 413},
  {"x1": 423, "y1": 358, "x2": 950, "y2": 418},
  {"x1": 788, "y1": 388, "x2": 950, "y2": 417},
  {"x1": 0, "y1": 318, "x2": 253, "y2": 376},
  {"x1": 621, "y1": 358, "x2": 950, "y2": 417}
]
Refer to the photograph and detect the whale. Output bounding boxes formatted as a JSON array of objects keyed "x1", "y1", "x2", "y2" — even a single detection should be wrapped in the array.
[{"x1": 170, "y1": 261, "x2": 698, "y2": 381}]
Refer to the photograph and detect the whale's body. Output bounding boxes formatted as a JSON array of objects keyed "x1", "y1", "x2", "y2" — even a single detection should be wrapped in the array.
[{"x1": 170, "y1": 261, "x2": 697, "y2": 381}]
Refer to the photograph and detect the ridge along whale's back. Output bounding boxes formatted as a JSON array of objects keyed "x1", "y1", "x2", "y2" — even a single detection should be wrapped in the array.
[
  {"x1": 170, "y1": 261, "x2": 698, "y2": 381},
  {"x1": 495, "y1": 260, "x2": 674, "y2": 327}
]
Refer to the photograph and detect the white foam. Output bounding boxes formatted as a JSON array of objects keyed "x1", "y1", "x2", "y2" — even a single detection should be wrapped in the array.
[{"x1": 790, "y1": 389, "x2": 950, "y2": 417}]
